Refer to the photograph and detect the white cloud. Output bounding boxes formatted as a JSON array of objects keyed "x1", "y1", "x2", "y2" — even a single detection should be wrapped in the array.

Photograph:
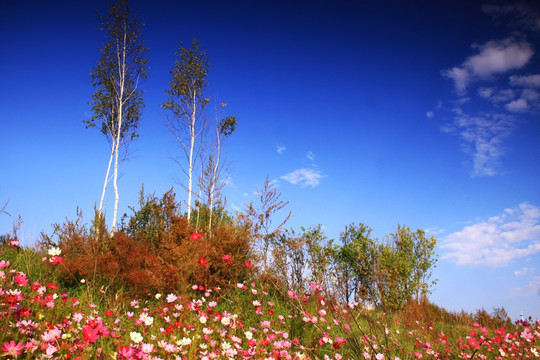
[
  {"x1": 280, "y1": 168, "x2": 326, "y2": 188},
  {"x1": 514, "y1": 267, "x2": 534, "y2": 277},
  {"x1": 306, "y1": 151, "x2": 315, "y2": 161},
  {"x1": 441, "y1": 203, "x2": 540, "y2": 267},
  {"x1": 510, "y1": 74, "x2": 540, "y2": 87},
  {"x1": 505, "y1": 98, "x2": 529, "y2": 112},
  {"x1": 465, "y1": 38, "x2": 533, "y2": 79},
  {"x1": 509, "y1": 276, "x2": 540, "y2": 297},
  {"x1": 442, "y1": 37, "x2": 533, "y2": 94},
  {"x1": 426, "y1": 111, "x2": 434, "y2": 118},
  {"x1": 276, "y1": 145, "x2": 286, "y2": 154}
]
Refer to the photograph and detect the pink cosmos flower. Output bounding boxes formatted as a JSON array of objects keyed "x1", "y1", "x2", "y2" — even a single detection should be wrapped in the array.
[
  {"x1": 118, "y1": 346, "x2": 134, "y2": 359},
  {"x1": 41, "y1": 329, "x2": 61, "y2": 343},
  {"x1": 140, "y1": 343, "x2": 154, "y2": 354},
  {"x1": 190, "y1": 232, "x2": 203, "y2": 241},
  {"x1": 14, "y1": 273, "x2": 28, "y2": 286},
  {"x1": 1, "y1": 340, "x2": 24, "y2": 356}
]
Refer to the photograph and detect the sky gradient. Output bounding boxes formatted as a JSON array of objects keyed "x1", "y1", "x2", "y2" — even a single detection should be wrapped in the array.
[{"x1": 1, "y1": 0, "x2": 539, "y2": 319}]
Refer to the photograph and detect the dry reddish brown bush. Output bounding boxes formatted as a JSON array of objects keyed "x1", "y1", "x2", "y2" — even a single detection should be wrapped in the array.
[
  {"x1": 156, "y1": 217, "x2": 252, "y2": 292},
  {"x1": 52, "y1": 209, "x2": 252, "y2": 296}
]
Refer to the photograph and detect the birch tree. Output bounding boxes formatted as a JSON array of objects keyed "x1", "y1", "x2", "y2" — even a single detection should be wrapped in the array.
[
  {"x1": 162, "y1": 39, "x2": 210, "y2": 223},
  {"x1": 85, "y1": 0, "x2": 148, "y2": 232}
]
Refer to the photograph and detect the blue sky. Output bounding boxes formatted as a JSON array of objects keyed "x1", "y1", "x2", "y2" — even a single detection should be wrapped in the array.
[{"x1": 1, "y1": 0, "x2": 539, "y2": 319}]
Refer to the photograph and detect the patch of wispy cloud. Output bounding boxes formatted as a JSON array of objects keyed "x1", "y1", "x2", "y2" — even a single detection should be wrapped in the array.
[
  {"x1": 306, "y1": 151, "x2": 315, "y2": 161},
  {"x1": 443, "y1": 111, "x2": 515, "y2": 176},
  {"x1": 476, "y1": 83, "x2": 539, "y2": 114},
  {"x1": 280, "y1": 168, "x2": 326, "y2": 188},
  {"x1": 522, "y1": 88, "x2": 540, "y2": 102},
  {"x1": 276, "y1": 145, "x2": 286, "y2": 154},
  {"x1": 482, "y1": 3, "x2": 540, "y2": 32},
  {"x1": 510, "y1": 74, "x2": 540, "y2": 87},
  {"x1": 442, "y1": 67, "x2": 471, "y2": 95},
  {"x1": 224, "y1": 176, "x2": 235, "y2": 187},
  {"x1": 441, "y1": 202, "x2": 540, "y2": 267},
  {"x1": 479, "y1": 88, "x2": 517, "y2": 103},
  {"x1": 425, "y1": 227, "x2": 445, "y2": 236},
  {"x1": 509, "y1": 276, "x2": 540, "y2": 297},
  {"x1": 514, "y1": 267, "x2": 535, "y2": 277}
]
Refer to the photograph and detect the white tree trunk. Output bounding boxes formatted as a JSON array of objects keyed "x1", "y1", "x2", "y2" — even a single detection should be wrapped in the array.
[
  {"x1": 111, "y1": 34, "x2": 127, "y2": 233},
  {"x1": 186, "y1": 94, "x2": 197, "y2": 223},
  {"x1": 98, "y1": 143, "x2": 115, "y2": 215},
  {"x1": 208, "y1": 124, "x2": 221, "y2": 234}
]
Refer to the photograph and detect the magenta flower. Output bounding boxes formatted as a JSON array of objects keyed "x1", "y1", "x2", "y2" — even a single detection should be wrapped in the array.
[{"x1": 1, "y1": 340, "x2": 24, "y2": 357}]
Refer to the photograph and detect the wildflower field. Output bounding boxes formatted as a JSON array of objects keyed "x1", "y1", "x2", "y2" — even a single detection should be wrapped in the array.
[{"x1": 1, "y1": 240, "x2": 538, "y2": 360}]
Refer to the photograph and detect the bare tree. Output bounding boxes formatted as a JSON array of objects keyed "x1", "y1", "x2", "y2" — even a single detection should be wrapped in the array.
[
  {"x1": 0, "y1": 199, "x2": 9, "y2": 217},
  {"x1": 203, "y1": 102, "x2": 237, "y2": 233},
  {"x1": 243, "y1": 177, "x2": 291, "y2": 273}
]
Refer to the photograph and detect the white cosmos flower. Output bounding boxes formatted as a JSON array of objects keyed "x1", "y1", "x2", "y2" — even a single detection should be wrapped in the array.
[
  {"x1": 130, "y1": 331, "x2": 143, "y2": 343},
  {"x1": 48, "y1": 247, "x2": 61, "y2": 256}
]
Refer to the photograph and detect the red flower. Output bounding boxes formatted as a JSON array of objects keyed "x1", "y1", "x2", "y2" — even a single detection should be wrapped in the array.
[
  {"x1": 222, "y1": 254, "x2": 232, "y2": 264},
  {"x1": 105, "y1": 310, "x2": 113, "y2": 317},
  {"x1": 199, "y1": 257, "x2": 207, "y2": 266},
  {"x1": 244, "y1": 260, "x2": 252, "y2": 269},
  {"x1": 82, "y1": 325, "x2": 99, "y2": 343},
  {"x1": 49, "y1": 256, "x2": 63, "y2": 265},
  {"x1": 191, "y1": 233, "x2": 203, "y2": 241},
  {"x1": 47, "y1": 283, "x2": 59, "y2": 290}
]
